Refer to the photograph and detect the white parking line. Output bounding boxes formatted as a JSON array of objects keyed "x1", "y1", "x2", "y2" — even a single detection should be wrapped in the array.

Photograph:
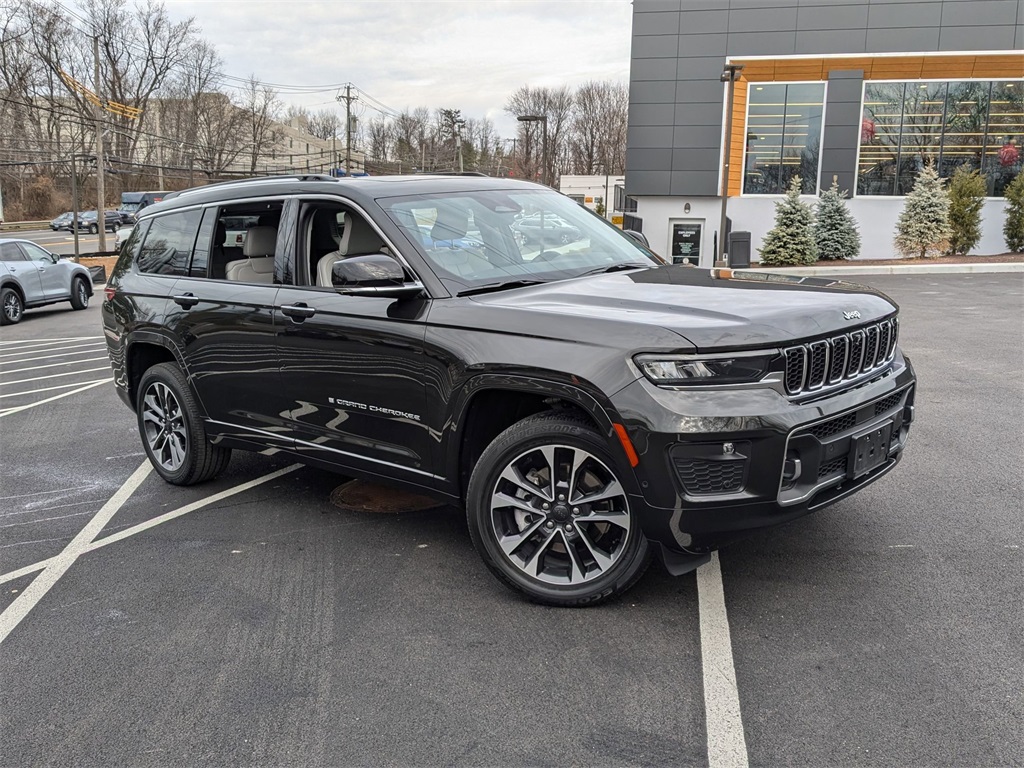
[
  {"x1": 0, "y1": 485, "x2": 97, "y2": 501},
  {"x1": 0, "y1": 378, "x2": 110, "y2": 398},
  {"x1": 2, "y1": 366, "x2": 111, "y2": 386},
  {"x1": 697, "y1": 551, "x2": 749, "y2": 768},
  {"x1": 0, "y1": 356, "x2": 109, "y2": 375},
  {"x1": 0, "y1": 464, "x2": 302, "y2": 587},
  {"x1": 0, "y1": 379, "x2": 109, "y2": 418},
  {"x1": 0, "y1": 344, "x2": 106, "y2": 363},
  {"x1": 0, "y1": 337, "x2": 103, "y2": 349},
  {"x1": 0, "y1": 460, "x2": 151, "y2": 645}
]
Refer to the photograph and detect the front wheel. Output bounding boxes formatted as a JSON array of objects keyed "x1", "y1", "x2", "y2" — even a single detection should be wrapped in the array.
[
  {"x1": 70, "y1": 276, "x2": 89, "y2": 310},
  {"x1": 466, "y1": 411, "x2": 651, "y2": 607},
  {"x1": 1, "y1": 287, "x2": 23, "y2": 325},
  {"x1": 88, "y1": 223, "x2": 98, "y2": 234},
  {"x1": 136, "y1": 362, "x2": 231, "y2": 485}
]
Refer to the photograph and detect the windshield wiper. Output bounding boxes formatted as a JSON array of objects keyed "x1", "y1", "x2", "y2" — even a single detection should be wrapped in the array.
[
  {"x1": 575, "y1": 263, "x2": 652, "y2": 278},
  {"x1": 457, "y1": 279, "x2": 546, "y2": 297}
]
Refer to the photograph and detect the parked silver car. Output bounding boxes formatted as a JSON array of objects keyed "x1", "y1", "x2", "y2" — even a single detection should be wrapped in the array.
[{"x1": 0, "y1": 238, "x2": 93, "y2": 325}]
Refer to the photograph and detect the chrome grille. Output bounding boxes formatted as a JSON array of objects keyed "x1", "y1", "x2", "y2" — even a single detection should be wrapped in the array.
[{"x1": 783, "y1": 317, "x2": 899, "y2": 396}]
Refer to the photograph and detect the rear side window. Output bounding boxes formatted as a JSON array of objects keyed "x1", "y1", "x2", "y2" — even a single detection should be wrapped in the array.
[
  {"x1": 137, "y1": 210, "x2": 202, "y2": 275},
  {"x1": 0, "y1": 243, "x2": 28, "y2": 261}
]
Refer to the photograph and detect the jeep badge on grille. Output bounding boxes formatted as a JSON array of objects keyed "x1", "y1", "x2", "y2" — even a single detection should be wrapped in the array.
[{"x1": 843, "y1": 310, "x2": 862, "y2": 320}]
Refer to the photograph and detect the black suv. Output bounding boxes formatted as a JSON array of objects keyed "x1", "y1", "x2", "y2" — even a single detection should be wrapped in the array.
[{"x1": 102, "y1": 175, "x2": 916, "y2": 606}]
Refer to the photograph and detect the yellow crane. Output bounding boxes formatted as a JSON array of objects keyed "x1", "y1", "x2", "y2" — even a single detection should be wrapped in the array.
[{"x1": 58, "y1": 70, "x2": 140, "y2": 120}]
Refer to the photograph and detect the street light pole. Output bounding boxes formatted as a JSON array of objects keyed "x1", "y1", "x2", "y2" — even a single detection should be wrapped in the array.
[
  {"x1": 718, "y1": 63, "x2": 744, "y2": 265},
  {"x1": 516, "y1": 114, "x2": 548, "y2": 186}
]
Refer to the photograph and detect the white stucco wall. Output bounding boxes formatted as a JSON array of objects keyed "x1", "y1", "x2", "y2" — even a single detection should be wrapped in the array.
[{"x1": 635, "y1": 194, "x2": 1013, "y2": 265}]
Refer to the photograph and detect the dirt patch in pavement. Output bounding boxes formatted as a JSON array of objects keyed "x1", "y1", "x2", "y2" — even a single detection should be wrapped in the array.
[{"x1": 330, "y1": 480, "x2": 445, "y2": 514}]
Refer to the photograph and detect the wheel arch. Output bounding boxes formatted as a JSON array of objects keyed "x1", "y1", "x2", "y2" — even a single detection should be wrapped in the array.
[
  {"x1": 1, "y1": 277, "x2": 25, "y2": 304},
  {"x1": 124, "y1": 332, "x2": 190, "y2": 411},
  {"x1": 71, "y1": 269, "x2": 94, "y2": 296},
  {"x1": 447, "y1": 373, "x2": 631, "y2": 499}
]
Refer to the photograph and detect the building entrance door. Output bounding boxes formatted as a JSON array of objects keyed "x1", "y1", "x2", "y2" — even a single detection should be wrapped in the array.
[{"x1": 669, "y1": 219, "x2": 704, "y2": 266}]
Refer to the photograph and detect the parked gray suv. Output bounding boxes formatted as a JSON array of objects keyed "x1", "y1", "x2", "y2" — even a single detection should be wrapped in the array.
[{"x1": 0, "y1": 238, "x2": 93, "y2": 324}]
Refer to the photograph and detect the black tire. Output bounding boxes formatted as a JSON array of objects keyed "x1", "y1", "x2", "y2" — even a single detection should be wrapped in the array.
[
  {"x1": 88, "y1": 223, "x2": 98, "y2": 234},
  {"x1": 136, "y1": 362, "x2": 230, "y2": 485},
  {"x1": 110, "y1": 222, "x2": 119, "y2": 233},
  {"x1": 69, "y1": 276, "x2": 89, "y2": 310},
  {"x1": 466, "y1": 411, "x2": 651, "y2": 607},
  {"x1": 1, "y1": 286, "x2": 23, "y2": 325}
]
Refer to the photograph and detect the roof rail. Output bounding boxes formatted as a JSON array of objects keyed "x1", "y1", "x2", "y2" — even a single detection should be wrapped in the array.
[{"x1": 163, "y1": 173, "x2": 342, "y2": 201}]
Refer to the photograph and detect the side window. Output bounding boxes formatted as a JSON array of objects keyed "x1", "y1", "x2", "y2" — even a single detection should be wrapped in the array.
[
  {"x1": 137, "y1": 210, "x2": 202, "y2": 276},
  {"x1": 0, "y1": 243, "x2": 28, "y2": 261},
  {"x1": 20, "y1": 242, "x2": 55, "y2": 262},
  {"x1": 301, "y1": 202, "x2": 390, "y2": 288},
  {"x1": 190, "y1": 208, "x2": 216, "y2": 278},
  {"x1": 207, "y1": 200, "x2": 283, "y2": 283}
]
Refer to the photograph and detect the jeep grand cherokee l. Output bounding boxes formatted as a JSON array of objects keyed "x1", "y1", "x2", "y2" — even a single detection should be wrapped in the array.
[{"x1": 101, "y1": 175, "x2": 915, "y2": 606}]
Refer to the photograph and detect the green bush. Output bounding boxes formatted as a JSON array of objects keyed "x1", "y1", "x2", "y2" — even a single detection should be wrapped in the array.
[
  {"x1": 814, "y1": 179, "x2": 860, "y2": 260},
  {"x1": 758, "y1": 176, "x2": 817, "y2": 266},
  {"x1": 894, "y1": 165, "x2": 950, "y2": 258},
  {"x1": 947, "y1": 166, "x2": 986, "y2": 256},
  {"x1": 1004, "y1": 171, "x2": 1024, "y2": 253}
]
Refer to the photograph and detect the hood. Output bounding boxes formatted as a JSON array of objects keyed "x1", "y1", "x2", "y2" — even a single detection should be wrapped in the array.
[{"x1": 471, "y1": 265, "x2": 898, "y2": 351}]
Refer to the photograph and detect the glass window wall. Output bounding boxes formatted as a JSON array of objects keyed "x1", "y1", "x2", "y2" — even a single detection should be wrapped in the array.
[
  {"x1": 859, "y1": 79, "x2": 1024, "y2": 197},
  {"x1": 743, "y1": 82, "x2": 825, "y2": 195}
]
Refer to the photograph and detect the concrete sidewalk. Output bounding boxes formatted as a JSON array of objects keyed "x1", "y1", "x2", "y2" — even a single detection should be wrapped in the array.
[{"x1": 746, "y1": 262, "x2": 1023, "y2": 277}]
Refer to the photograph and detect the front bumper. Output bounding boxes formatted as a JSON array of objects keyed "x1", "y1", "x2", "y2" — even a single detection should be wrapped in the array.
[{"x1": 614, "y1": 351, "x2": 916, "y2": 554}]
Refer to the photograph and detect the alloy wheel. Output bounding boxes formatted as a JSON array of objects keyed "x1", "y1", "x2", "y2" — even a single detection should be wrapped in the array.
[
  {"x1": 489, "y1": 444, "x2": 631, "y2": 585},
  {"x1": 3, "y1": 292, "x2": 22, "y2": 322},
  {"x1": 76, "y1": 281, "x2": 88, "y2": 307},
  {"x1": 141, "y1": 381, "x2": 188, "y2": 471}
]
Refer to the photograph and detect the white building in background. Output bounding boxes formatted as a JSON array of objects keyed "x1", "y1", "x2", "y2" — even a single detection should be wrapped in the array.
[{"x1": 558, "y1": 175, "x2": 627, "y2": 225}]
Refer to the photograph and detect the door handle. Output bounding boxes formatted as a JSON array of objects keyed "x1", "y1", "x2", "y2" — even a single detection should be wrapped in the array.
[
  {"x1": 281, "y1": 303, "x2": 316, "y2": 321},
  {"x1": 173, "y1": 293, "x2": 199, "y2": 308}
]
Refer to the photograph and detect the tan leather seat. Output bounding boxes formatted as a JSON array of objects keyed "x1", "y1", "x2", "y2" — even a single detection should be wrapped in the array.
[
  {"x1": 316, "y1": 214, "x2": 385, "y2": 287},
  {"x1": 225, "y1": 225, "x2": 276, "y2": 283}
]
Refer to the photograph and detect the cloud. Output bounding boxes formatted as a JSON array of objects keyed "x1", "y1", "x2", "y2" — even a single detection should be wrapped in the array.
[{"x1": 163, "y1": 0, "x2": 633, "y2": 136}]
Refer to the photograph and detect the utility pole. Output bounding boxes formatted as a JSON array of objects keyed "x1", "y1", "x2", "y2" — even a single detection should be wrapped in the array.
[
  {"x1": 92, "y1": 35, "x2": 107, "y2": 252},
  {"x1": 154, "y1": 106, "x2": 164, "y2": 188},
  {"x1": 70, "y1": 152, "x2": 80, "y2": 259},
  {"x1": 336, "y1": 84, "x2": 357, "y2": 175}
]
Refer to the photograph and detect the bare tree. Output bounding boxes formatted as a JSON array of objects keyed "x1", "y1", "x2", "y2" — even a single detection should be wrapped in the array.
[
  {"x1": 240, "y1": 74, "x2": 280, "y2": 173},
  {"x1": 307, "y1": 108, "x2": 340, "y2": 142},
  {"x1": 367, "y1": 116, "x2": 392, "y2": 163},
  {"x1": 569, "y1": 81, "x2": 628, "y2": 175}
]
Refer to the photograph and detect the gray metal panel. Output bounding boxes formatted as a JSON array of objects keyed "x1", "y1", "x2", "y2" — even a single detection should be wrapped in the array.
[
  {"x1": 675, "y1": 100, "x2": 727, "y2": 126},
  {"x1": 635, "y1": 0, "x2": 681, "y2": 11},
  {"x1": 672, "y1": 148, "x2": 722, "y2": 172},
  {"x1": 938, "y1": 24, "x2": 1019, "y2": 50},
  {"x1": 670, "y1": 171, "x2": 720, "y2": 196},
  {"x1": 630, "y1": 81, "x2": 678, "y2": 104},
  {"x1": 864, "y1": 26, "x2": 941, "y2": 51},
  {"x1": 632, "y1": 35, "x2": 680, "y2": 59},
  {"x1": 629, "y1": 126, "x2": 675, "y2": 146},
  {"x1": 819, "y1": 70, "x2": 864, "y2": 194},
  {"x1": 866, "y1": 2, "x2": 943, "y2": 28},
  {"x1": 725, "y1": 31, "x2": 798, "y2": 56},
  {"x1": 673, "y1": 124, "x2": 723, "y2": 148},
  {"x1": 728, "y1": 5, "x2": 800, "y2": 32},
  {"x1": 676, "y1": 8, "x2": 729, "y2": 33},
  {"x1": 676, "y1": 55, "x2": 733, "y2": 79},
  {"x1": 632, "y1": 58, "x2": 679, "y2": 81},
  {"x1": 796, "y1": 3, "x2": 870, "y2": 30},
  {"x1": 627, "y1": 148, "x2": 675, "y2": 171},
  {"x1": 633, "y1": 11, "x2": 681, "y2": 36},
  {"x1": 629, "y1": 102, "x2": 678, "y2": 126},
  {"x1": 941, "y1": 0, "x2": 1018, "y2": 26},
  {"x1": 676, "y1": 79, "x2": 728, "y2": 104},
  {"x1": 626, "y1": 170, "x2": 672, "y2": 195},
  {"x1": 795, "y1": 29, "x2": 869, "y2": 54},
  {"x1": 677, "y1": 32, "x2": 728, "y2": 57}
]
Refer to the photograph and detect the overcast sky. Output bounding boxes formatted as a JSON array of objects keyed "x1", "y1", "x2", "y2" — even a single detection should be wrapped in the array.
[{"x1": 162, "y1": 0, "x2": 634, "y2": 137}]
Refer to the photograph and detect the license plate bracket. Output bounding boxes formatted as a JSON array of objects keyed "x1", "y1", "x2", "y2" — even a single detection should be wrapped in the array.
[{"x1": 848, "y1": 421, "x2": 892, "y2": 478}]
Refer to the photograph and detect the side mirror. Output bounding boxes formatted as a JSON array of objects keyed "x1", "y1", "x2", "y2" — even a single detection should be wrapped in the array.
[
  {"x1": 332, "y1": 253, "x2": 424, "y2": 299},
  {"x1": 623, "y1": 230, "x2": 650, "y2": 248},
  {"x1": 50, "y1": 252, "x2": 60, "y2": 264}
]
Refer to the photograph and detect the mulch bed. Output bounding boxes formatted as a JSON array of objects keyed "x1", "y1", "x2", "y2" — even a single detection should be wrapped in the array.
[{"x1": 750, "y1": 253, "x2": 1024, "y2": 267}]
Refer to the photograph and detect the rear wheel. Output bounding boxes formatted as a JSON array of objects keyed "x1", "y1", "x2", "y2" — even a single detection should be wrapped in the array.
[
  {"x1": 1, "y1": 287, "x2": 23, "y2": 325},
  {"x1": 70, "y1": 276, "x2": 89, "y2": 310},
  {"x1": 88, "y1": 223, "x2": 98, "y2": 234},
  {"x1": 466, "y1": 411, "x2": 651, "y2": 607},
  {"x1": 136, "y1": 362, "x2": 230, "y2": 485}
]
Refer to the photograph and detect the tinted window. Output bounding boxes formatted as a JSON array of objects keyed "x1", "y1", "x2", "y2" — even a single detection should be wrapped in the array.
[
  {"x1": 20, "y1": 242, "x2": 54, "y2": 262},
  {"x1": 190, "y1": 208, "x2": 216, "y2": 278},
  {"x1": 137, "y1": 210, "x2": 202, "y2": 275},
  {"x1": 0, "y1": 243, "x2": 27, "y2": 261}
]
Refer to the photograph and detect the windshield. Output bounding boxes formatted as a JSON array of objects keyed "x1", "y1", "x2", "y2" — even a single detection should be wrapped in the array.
[
  {"x1": 377, "y1": 187, "x2": 663, "y2": 294},
  {"x1": 120, "y1": 202, "x2": 141, "y2": 213}
]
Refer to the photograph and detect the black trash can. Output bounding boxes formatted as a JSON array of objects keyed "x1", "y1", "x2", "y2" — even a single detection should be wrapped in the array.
[{"x1": 727, "y1": 231, "x2": 751, "y2": 269}]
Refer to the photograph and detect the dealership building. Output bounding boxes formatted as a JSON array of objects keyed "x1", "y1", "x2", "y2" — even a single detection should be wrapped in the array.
[{"x1": 625, "y1": 0, "x2": 1024, "y2": 265}]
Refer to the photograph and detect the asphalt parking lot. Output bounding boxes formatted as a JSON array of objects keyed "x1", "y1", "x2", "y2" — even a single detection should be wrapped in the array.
[{"x1": 1, "y1": 273, "x2": 1021, "y2": 767}]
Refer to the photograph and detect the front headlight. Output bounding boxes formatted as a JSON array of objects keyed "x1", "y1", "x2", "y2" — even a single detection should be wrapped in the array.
[{"x1": 635, "y1": 354, "x2": 775, "y2": 386}]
